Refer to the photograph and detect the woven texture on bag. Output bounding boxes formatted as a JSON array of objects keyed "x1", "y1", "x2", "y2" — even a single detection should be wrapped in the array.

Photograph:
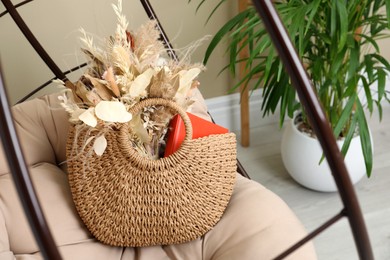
[{"x1": 66, "y1": 98, "x2": 237, "y2": 247}]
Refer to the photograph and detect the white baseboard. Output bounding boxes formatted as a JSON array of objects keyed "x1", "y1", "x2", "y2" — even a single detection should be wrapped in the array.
[
  {"x1": 205, "y1": 89, "x2": 280, "y2": 132},
  {"x1": 205, "y1": 80, "x2": 390, "y2": 133}
]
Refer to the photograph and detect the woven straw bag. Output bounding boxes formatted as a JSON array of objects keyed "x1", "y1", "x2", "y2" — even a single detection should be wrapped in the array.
[{"x1": 66, "y1": 98, "x2": 237, "y2": 247}]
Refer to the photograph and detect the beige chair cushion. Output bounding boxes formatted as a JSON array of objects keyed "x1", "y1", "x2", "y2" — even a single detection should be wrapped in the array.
[{"x1": 0, "y1": 90, "x2": 317, "y2": 259}]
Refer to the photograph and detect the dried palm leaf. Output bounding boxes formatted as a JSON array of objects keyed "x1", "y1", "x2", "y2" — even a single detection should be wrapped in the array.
[
  {"x1": 83, "y1": 74, "x2": 114, "y2": 101},
  {"x1": 81, "y1": 49, "x2": 106, "y2": 77},
  {"x1": 148, "y1": 69, "x2": 179, "y2": 99}
]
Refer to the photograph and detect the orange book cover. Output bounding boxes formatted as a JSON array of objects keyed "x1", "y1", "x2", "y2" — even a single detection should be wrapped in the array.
[{"x1": 164, "y1": 113, "x2": 229, "y2": 157}]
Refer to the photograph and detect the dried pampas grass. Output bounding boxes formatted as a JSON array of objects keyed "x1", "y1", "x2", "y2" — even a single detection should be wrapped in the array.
[{"x1": 59, "y1": 0, "x2": 205, "y2": 159}]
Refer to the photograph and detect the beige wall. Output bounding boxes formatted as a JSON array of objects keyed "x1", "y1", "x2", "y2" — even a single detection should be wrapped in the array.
[
  {"x1": 3, "y1": 1, "x2": 390, "y2": 105},
  {"x1": 0, "y1": 0, "x2": 237, "y2": 104}
]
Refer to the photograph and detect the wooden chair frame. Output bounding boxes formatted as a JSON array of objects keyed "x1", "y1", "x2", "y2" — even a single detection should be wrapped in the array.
[{"x1": 0, "y1": 0, "x2": 373, "y2": 259}]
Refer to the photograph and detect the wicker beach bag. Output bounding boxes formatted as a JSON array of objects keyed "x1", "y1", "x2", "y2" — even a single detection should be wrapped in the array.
[{"x1": 66, "y1": 98, "x2": 237, "y2": 247}]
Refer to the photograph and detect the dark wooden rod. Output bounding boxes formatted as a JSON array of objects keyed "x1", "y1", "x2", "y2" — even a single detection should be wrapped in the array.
[
  {"x1": 1, "y1": 0, "x2": 67, "y2": 82},
  {"x1": 274, "y1": 210, "x2": 346, "y2": 259},
  {"x1": 16, "y1": 62, "x2": 88, "y2": 104},
  {"x1": 250, "y1": 1, "x2": 373, "y2": 259},
  {"x1": 0, "y1": 66, "x2": 62, "y2": 260},
  {"x1": 0, "y1": 0, "x2": 34, "y2": 18}
]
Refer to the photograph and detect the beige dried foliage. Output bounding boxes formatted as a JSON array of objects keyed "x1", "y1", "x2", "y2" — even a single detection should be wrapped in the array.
[{"x1": 60, "y1": 0, "x2": 205, "y2": 159}]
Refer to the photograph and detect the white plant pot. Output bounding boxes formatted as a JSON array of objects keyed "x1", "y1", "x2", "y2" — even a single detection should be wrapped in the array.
[{"x1": 281, "y1": 118, "x2": 371, "y2": 192}]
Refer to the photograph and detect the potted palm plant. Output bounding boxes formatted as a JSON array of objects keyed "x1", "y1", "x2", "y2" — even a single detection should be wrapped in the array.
[{"x1": 195, "y1": 0, "x2": 390, "y2": 191}]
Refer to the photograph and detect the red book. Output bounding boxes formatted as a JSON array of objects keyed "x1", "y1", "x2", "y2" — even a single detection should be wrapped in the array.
[{"x1": 164, "y1": 113, "x2": 229, "y2": 157}]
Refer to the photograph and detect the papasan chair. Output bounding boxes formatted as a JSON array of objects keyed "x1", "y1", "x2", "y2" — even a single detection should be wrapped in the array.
[{"x1": 0, "y1": 0, "x2": 373, "y2": 259}]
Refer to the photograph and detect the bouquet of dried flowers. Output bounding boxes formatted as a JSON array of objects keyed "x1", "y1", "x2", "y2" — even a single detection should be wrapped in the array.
[{"x1": 59, "y1": 0, "x2": 204, "y2": 160}]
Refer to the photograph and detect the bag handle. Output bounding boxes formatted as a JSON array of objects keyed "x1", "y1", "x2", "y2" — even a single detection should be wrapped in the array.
[{"x1": 125, "y1": 98, "x2": 193, "y2": 143}]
